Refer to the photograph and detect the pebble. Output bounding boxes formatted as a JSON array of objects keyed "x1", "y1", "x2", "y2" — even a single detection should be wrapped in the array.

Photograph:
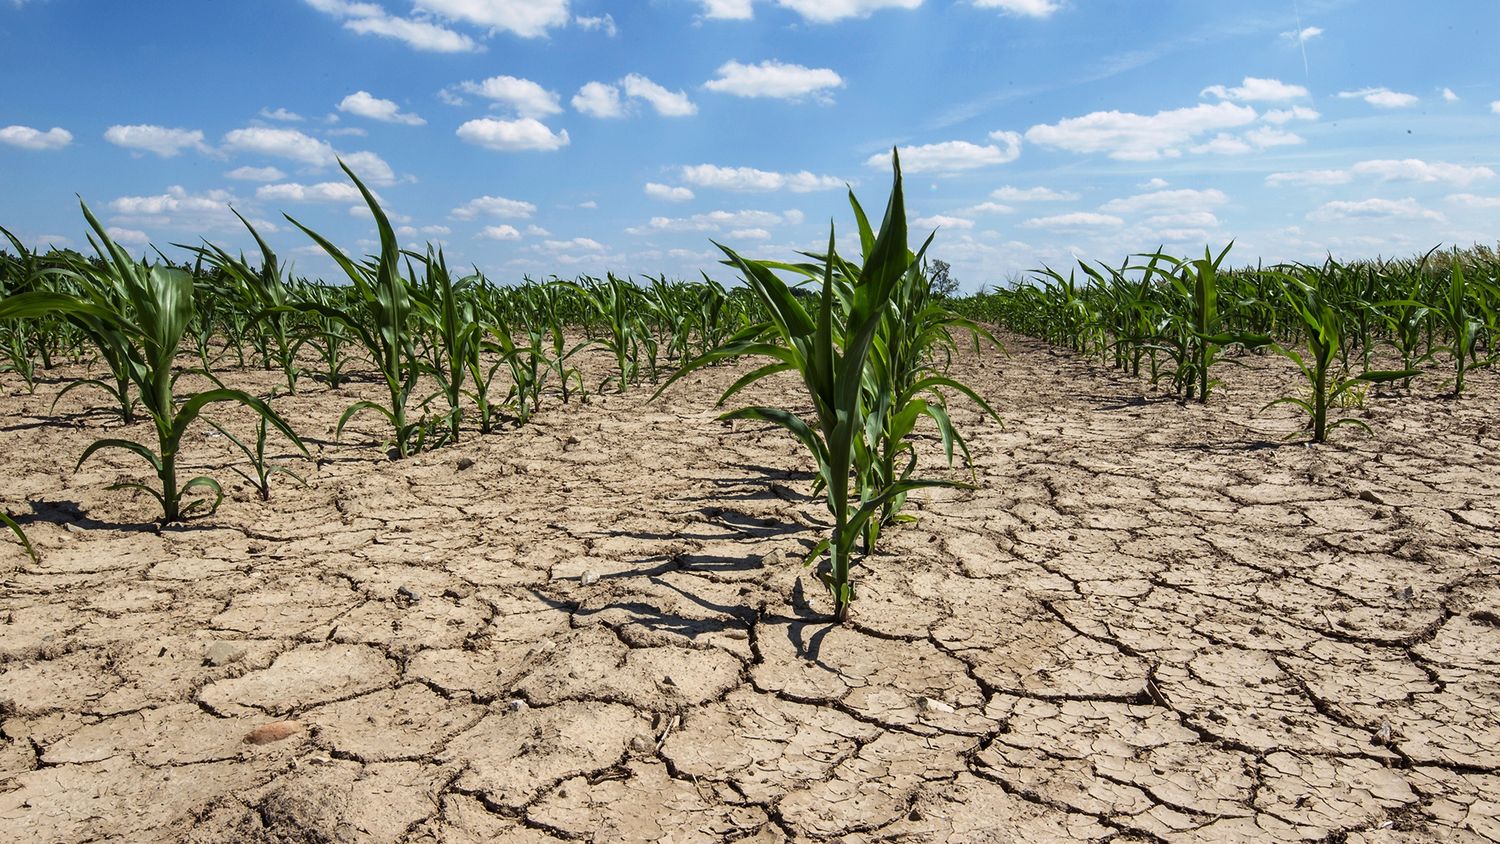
[
  {"x1": 505, "y1": 699, "x2": 529, "y2": 713},
  {"x1": 243, "y1": 721, "x2": 302, "y2": 745},
  {"x1": 580, "y1": 571, "x2": 600, "y2": 586}
]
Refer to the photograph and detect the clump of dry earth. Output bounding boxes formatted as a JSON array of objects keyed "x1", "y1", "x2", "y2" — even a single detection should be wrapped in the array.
[{"x1": 0, "y1": 333, "x2": 1496, "y2": 842}]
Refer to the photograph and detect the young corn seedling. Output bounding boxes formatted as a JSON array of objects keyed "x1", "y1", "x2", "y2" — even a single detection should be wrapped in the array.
[
  {"x1": 1428, "y1": 259, "x2": 1494, "y2": 397},
  {"x1": 1264, "y1": 270, "x2": 1418, "y2": 443},
  {"x1": 661, "y1": 153, "x2": 972, "y2": 622},
  {"x1": 1, "y1": 511, "x2": 38, "y2": 563},
  {"x1": 190, "y1": 212, "x2": 302, "y2": 394},
  {"x1": 0, "y1": 203, "x2": 308, "y2": 524},
  {"x1": 283, "y1": 160, "x2": 424, "y2": 457},
  {"x1": 207, "y1": 415, "x2": 310, "y2": 501}
]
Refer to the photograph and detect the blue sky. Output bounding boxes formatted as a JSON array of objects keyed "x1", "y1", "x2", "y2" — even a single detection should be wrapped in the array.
[{"x1": 3, "y1": 0, "x2": 1499, "y2": 290}]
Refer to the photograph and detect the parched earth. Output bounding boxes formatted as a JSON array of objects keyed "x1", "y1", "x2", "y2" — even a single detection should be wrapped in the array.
[{"x1": 0, "y1": 332, "x2": 1497, "y2": 843}]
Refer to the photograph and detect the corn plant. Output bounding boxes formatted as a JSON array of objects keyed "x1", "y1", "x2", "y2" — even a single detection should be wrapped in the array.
[
  {"x1": 661, "y1": 153, "x2": 978, "y2": 622},
  {"x1": 190, "y1": 212, "x2": 301, "y2": 394},
  {"x1": 208, "y1": 415, "x2": 309, "y2": 501},
  {"x1": 283, "y1": 161, "x2": 424, "y2": 457},
  {"x1": 1143, "y1": 245, "x2": 1270, "y2": 403},
  {"x1": 1264, "y1": 271, "x2": 1418, "y2": 442},
  {"x1": 0, "y1": 203, "x2": 308, "y2": 524},
  {"x1": 1427, "y1": 259, "x2": 1494, "y2": 397},
  {"x1": 1, "y1": 511, "x2": 37, "y2": 563}
]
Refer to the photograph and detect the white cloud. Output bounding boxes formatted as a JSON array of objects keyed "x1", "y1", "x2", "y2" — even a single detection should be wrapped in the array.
[
  {"x1": 913, "y1": 214, "x2": 974, "y2": 229},
  {"x1": 1202, "y1": 77, "x2": 1308, "y2": 103},
  {"x1": 341, "y1": 150, "x2": 397, "y2": 185},
  {"x1": 539, "y1": 237, "x2": 607, "y2": 252},
  {"x1": 525, "y1": 225, "x2": 549, "y2": 236},
  {"x1": 680, "y1": 163, "x2": 843, "y2": 192},
  {"x1": 578, "y1": 200, "x2": 598, "y2": 209},
  {"x1": 0, "y1": 125, "x2": 72, "y2": 151},
  {"x1": 451, "y1": 195, "x2": 536, "y2": 219},
  {"x1": 992, "y1": 185, "x2": 1077, "y2": 202},
  {"x1": 478, "y1": 224, "x2": 521, "y2": 240},
  {"x1": 645, "y1": 183, "x2": 695, "y2": 201},
  {"x1": 456, "y1": 75, "x2": 562, "y2": 118},
  {"x1": 303, "y1": 0, "x2": 481, "y2": 52},
  {"x1": 727, "y1": 227, "x2": 771, "y2": 240},
  {"x1": 572, "y1": 81, "x2": 624, "y2": 118},
  {"x1": 1144, "y1": 211, "x2": 1219, "y2": 228},
  {"x1": 960, "y1": 201, "x2": 1015, "y2": 214},
  {"x1": 973, "y1": 0, "x2": 1061, "y2": 17},
  {"x1": 621, "y1": 74, "x2": 697, "y2": 117},
  {"x1": 1350, "y1": 158, "x2": 1494, "y2": 186},
  {"x1": 223, "y1": 126, "x2": 336, "y2": 165},
  {"x1": 326, "y1": 126, "x2": 368, "y2": 137},
  {"x1": 1020, "y1": 212, "x2": 1125, "y2": 229},
  {"x1": 259, "y1": 107, "x2": 304, "y2": 122},
  {"x1": 108, "y1": 186, "x2": 244, "y2": 230},
  {"x1": 628, "y1": 208, "x2": 800, "y2": 234},
  {"x1": 1491, "y1": 101, "x2": 1500, "y2": 115},
  {"x1": 1262, "y1": 106, "x2": 1320, "y2": 124},
  {"x1": 456, "y1": 117, "x2": 570, "y2": 151},
  {"x1": 102, "y1": 124, "x2": 207, "y2": 158},
  {"x1": 414, "y1": 0, "x2": 570, "y2": 38},
  {"x1": 703, "y1": 60, "x2": 845, "y2": 101},
  {"x1": 1141, "y1": 178, "x2": 1169, "y2": 189},
  {"x1": 1099, "y1": 188, "x2": 1227, "y2": 214},
  {"x1": 257, "y1": 181, "x2": 366, "y2": 203},
  {"x1": 1447, "y1": 193, "x2": 1500, "y2": 208},
  {"x1": 773, "y1": 0, "x2": 921, "y2": 23},
  {"x1": 1441, "y1": 88, "x2": 1459, "y2": 102},
  {"x1": 399, "y1": 224, "x2": 453, "y2": 237},
  {"x1": 225, "y1": 165, "x2": 287, "y2": 182},
  {"x1": 338, "y1": 91, "x2": 425, "y2": 125},
  {"x1": 1025, "y1": 101, "x2": 1257, "y2": 160},
  {"x1": 1243, "y1": 126, "x2": 1304, "y2": 148},
  {"x1": 105, "y1": 227, "x2": 151, "y2": 245},
  {"x1": 1189, "y1": 134, "x2": 1252, "y2": 155},
  {"x1": 1265, "y1": 169, "x2": 1353, "y2": 187},
  {"x1": 1337, "y1": 87, "x2": 1418, "y2": 108},
  {"x1": 1279, "y1": 25, "x2": 1322, "y2": 43},
  {"x1": 575, "y1": 13, "x2": 617, "y2": 35},
  {"x1": 1309, "y1": 197, "x2": 1443, "y2": 222},
  {"x1": 869, "y1": 132, "x2": 1022, "y2": 174},
  {"x1": 700, "y1": 0, "x2": 753, "y2": 18}
]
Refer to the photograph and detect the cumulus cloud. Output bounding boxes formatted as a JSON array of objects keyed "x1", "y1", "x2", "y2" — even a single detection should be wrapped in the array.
[
  {"x1": 621, "y1": 74, "x2": 697, "y2": 116},
  {"x1": 1337, "y1": 87, "x2": 1418, "y2": 108},
  {"x1": 913, "y1": 214, "x2": 975, "y2": 229},
  {"x1": 1201, "y1": 77, "x2": 1309, "y2": 102},
  {"x1": 571, "y1": 81, "x2": 624, "y2": 117},
  {"x1": 680, "y1": 163, "x2": 843, "y2": 192},
  {"x1": 993, "y1": 185, "x2": 1077, "y2": 202},
  {"x1": 1020, "y1": 212, "x2": 1125, "y2": 229},
  {"x1": 1350, "y1": 158, "x2": 1494, "y2": 186},
  {"x1": 974, "y1": 0, "x2": 1061, "y2": 17},
  {"x1": 478, "y1": 224, "x2": 521, "y2": 240},
  {"x1": 454, "y1": 75, "x2": 562, "y2": 118},
  {"x1": 257, "y1": 182, "x2": 367, "y2": 203},
  {"x1": 773, "y1": 0, "x2": 921, "y2": 23},
  {"x1": 1098, "y1": 188, "x2": 1227, "y2": 214},
  {"x1": 414, "y1": 0, "x2": 570, "y2": 38},
  {"x1": 1447, "y1": 193, "x2": 1500, "y2": 208},
  {"x1": 575, "y1": 13, "x2": 617, "y2": 35},
  {"x1": 0, "y1": 124, "x2": 72, "y2": 150},
  {"x1": 450, "y1": 195, "x2": 537, "y2": 220},
  {"x1": 338, "y1": 91, "x2": 425, "y2": 125},
  {"x1": 304, "y1": 0, "x2": 480, "y2": 52},
  {"x1": 627, "y1": 208, "x2": 801, "y2": 234},
  {"x1": 222, "y1": 126, "x2": 337, "y2": 165},
  {"x1": 105, "y1": 227, "x2": 152, "y2": 245},
  {"x1": 456, "y1": 117, "x2": 570, "y2": 151},
  {"x1": 960, "y1": 202, "x2": 1016, "y2": 214},
  {"x1": 1308, "y1": 197, "x2": 1443, "y2": 222},
  {"x1": 645, "y1": 183, "x2": 695, "y2": 201},
  {"x1": 1262, "y1": 106, "x2": 1320, "y2": 124},
  {"x1": 1265, "y1": 169, "x2": 1353, "y2": 187},
  {"x1": 703, "y1": 60, "x2": 845, "y2": 102},
  {"x1": 259, "y1": 107, "x2": 304, "y2": 122},
  {"x1": 103, "y1": 124, "x2": 208, "y2": 157},
  {"x1": 107, "y1": 186, "x2": 257, "y2": 231},
  {"x1": 1441, "y1": 87, "x2": 1459, "y2": 102},
  {"x1": 1025, "y1": 101, "x2": 1257, "y2": 160},
  {"x1": 700, "y1": 0, "x2": 753, "y2": 18},
  {"x1": 868, "y1": 132, "x2": 1022, "y2": 174},
  {"x1": 225, "y1": 166, "x2": 287, "y2": 182}
]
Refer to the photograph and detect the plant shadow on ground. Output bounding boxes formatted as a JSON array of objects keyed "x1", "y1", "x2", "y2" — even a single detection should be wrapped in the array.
[{"x1": 12, "y1": 498, "x2": 221, "y2": 535}]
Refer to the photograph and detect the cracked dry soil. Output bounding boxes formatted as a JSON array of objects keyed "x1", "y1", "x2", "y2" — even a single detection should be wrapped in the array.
[{"x1": 1, "y1": 331, "x2": 1498, "y2": 843}]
